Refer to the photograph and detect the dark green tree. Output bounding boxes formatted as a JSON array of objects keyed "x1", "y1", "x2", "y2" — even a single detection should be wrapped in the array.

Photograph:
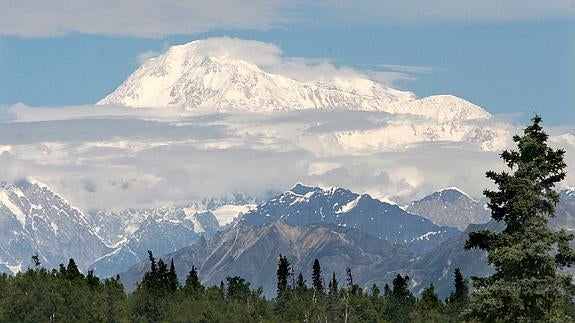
[
  {"x1": 311, "y1": 258, "x2": 323, "y2": 294},
  {"x1": 85, "y1": 270, "x2": 100, "y2": 291},
  {"x1": 168, "y1": 259, "x2": 179, "y2": 292},
  {"x1": 65, "y1": 258, "x2": 84, "y2": 281},
  {"x1": 411, "y1": 284, "x2": 445, "y2": 322},
  {"x1": 446, "y1": 267, "x2": 469, "y2": 321},
  {"x1": 465, "y1": 115, "x2": 575, "y2": 322},
  {"x1": 276, "y1": 254, "x2": 291, "y2": 299},
  {"x1": 184, "y1": 265, "x2": 203, "y2": 294},
  {"x1": 385, "y1": 274, "x2": 416, "y2": 323},
  {"x1": 225, "y1": 276, "x2": 251, "y2": 302}
]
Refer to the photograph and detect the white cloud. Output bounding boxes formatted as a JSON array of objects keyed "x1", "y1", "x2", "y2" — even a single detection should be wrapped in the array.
[
  {"x1": 130, "y1": 37, "x2": 426, "y2": 86},
  {"x1": 0, "y1": 0, "x2": 292, "y2": 38},
  {"x1": 1, "y1": 103, "x2": 573, "y2": 211},
  {"x1": 1, "y1": 1, "x2": 572, "y2": 38},
  {"x1": 136, "y1": 50, "x2": 161, "y2": 64},
  {"x1": 306, "y1": 0, "x2": 575, "y2": 25}
]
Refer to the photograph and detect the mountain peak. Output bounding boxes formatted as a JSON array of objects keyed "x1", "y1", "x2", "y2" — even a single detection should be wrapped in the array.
[
  {"x1": 97, "y1": 38, "x2": 491, "y2": 121},
  {"x1": 422, "y1": 187, "x2": 474, "y2": 204}
]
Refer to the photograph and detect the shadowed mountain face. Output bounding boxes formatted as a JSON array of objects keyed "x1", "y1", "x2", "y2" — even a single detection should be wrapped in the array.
[
  {"x1": 120, "y1": 220, "x2": 415, "y2": 297},
  {"x1": 407, "y1": 188, "x2": 491, "y2": 230},
  {"x1": 238, "y1": 184, "x2": 459, "y2": 253}
]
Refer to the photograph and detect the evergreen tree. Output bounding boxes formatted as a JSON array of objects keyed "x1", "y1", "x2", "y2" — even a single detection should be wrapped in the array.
[
  {"x1": 446, "y1": 267, "x2": 469, "y2": 321},
  {"x1": 85, "y1": 270, "x2": 100, "y2": 291},
  {"x1": 168, "y1": 259, "x2": 179, "y2": 292},
  {"x1": 465, "y1": 115, "x2": 575, "y2": 322},
  {"x1": 276, "y1": 254, "x2": 291, "y2": 299},
  {"x1": 411, "y1": 284, "x2": 445, "y2": 322},
  {"x1": 370, "y1": 284, "x2": 380, "y2": 298},
  {"x1": 385, "y1": 274, "x2": 416, "y2": 323},
  {"x1": 184, "y1": 265, "x2": 203, "y2": 293},
  {"x1": 346, "y1": 267, "x2": 360, "y2": 295},
  {"x1": 225, "y1": 276, "x2": 251, "y2": 302},
  {"x1": 311, "y1": 258, "x2": 323, "y2": 294},
  {"x1": 65, "y1": 258, "x2": 84, "y2": 281},
  {"x1": 328, "y1": 272, "x2": 338, "y2": 297},
  {"x1": 448, "y1": 268, "x2": 468, "y2": 304}
]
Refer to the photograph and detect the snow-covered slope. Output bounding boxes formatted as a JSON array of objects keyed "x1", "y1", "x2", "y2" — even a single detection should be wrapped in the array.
[
  {"x1": 98, "y1": 39, "x2": 490, "y2": 123},
  {"x1": 0, "y1": 180, "x2": 111, "y2": 273},
  {"x1": 87, "y1": 207, "x2": 219, "y2": 278}
]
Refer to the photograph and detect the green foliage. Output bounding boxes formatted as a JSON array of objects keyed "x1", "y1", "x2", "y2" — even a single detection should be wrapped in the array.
[
  {"x1": 411, "y1": 284, "x2": 446, "y2": 322},
  {"x1": 384, "y1": 274, "x2": 416, "y2": 323},
  {"x1": 465, "y1": 115, "x2": 575, "y2": 322},
  {"x1": 445, "y1": 268, "x2": 470, "y2": 322}
]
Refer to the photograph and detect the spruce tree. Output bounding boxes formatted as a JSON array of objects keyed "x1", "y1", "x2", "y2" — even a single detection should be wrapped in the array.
[
  {"x1": 276, "y1": 254, "x2": 291, "y2": 299},
  {"x1": 446, "y1": 268, "x2": 469, "y2": 321},
  {"x1": 411, "y1": 284, "x2": 445, "y2": 322},
  {"x1": 65, "y1": 258, "x2": 83, "y2": 281},
  {"x1": 311, "y1": 258, "x2": 323, "y2": 293},
  {"x1": 168, "y1": 259, "x2": 179, "y2": 292},
  {"x1": 465, "y1": 115, "x2": 575, "y2": 322},
  {"x1": 185, "y1": 265, "x2": 203, "y2": 292}
]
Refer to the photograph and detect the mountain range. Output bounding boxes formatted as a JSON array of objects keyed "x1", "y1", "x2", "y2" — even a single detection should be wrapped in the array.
[
  {"x1": 238, "y1": 183, "x2": 459, "y2": 253},
  {"x1": 1, "y1": 178, "x2": 574, "y2": 299}
]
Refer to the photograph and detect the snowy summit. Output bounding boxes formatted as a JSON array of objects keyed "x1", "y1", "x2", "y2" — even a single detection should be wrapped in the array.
[{"x1": 98, "y1": 38, "x2": 490, "y2": 123}]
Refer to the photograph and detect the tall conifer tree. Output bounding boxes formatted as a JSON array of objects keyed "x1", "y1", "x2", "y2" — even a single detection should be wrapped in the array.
[{"x1": 465, "y1": 115, "x2": 575, "y2": 322}]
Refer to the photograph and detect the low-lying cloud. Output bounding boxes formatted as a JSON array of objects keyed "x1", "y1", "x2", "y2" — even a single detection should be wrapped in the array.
[{"x1": 2, "y1": 104, "x2": 573, "y2": 211}]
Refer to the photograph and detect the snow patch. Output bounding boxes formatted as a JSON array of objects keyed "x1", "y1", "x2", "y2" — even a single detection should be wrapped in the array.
[
  {"x1": 336, "y1": 195, "x2": 362, "y2": 214},
  {"x1": 213, "y1": 204, "x2": 256, "y2": 226},
  {"x1": 0, "y1": 190, "x2": 26, "y2": 228}
]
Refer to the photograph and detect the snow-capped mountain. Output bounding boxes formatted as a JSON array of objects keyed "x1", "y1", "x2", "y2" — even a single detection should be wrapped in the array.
[
  {"x1": 0, "y1": 180, "x2": 110, "y2": 273},
  {"x1": 407, "y1": 187, "x2": 491, "y2": 230},
  {"x1": 88, "y1": 206, "x2": 220, "y2": 278},
  {"x1": 98, "y1": 39, "x2": 489, "y2": 120},
  {"x1": 0, "y1": 178, "x2": 263, "y2": 276},
  {"x1": 97, "y1": 38, "x2": 509, "y2": 151},
  {"x1": 238, "y1": 183, "x2": 459, "y2": 253}
]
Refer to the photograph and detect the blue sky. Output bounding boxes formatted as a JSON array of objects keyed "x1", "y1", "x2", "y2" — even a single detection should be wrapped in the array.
[{"x1": 0, "y1": 1, "x2": 574, "y2": 125}]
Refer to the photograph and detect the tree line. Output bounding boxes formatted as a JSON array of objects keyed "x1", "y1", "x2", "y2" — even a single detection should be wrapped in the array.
[{"x1": 0, "y1": 251, "x2": 473, "y2": 322}]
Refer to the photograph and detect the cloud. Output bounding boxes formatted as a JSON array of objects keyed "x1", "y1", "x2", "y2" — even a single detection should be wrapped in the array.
[
  {"x1": 136, "y1": 50, "x2": 161, "y2": 64},
  {"x1": 130, "y1": 37, "x2": 428, "y2": 86},
  {"x1": 0, "y1": 0, "x2": 292, "y2": 38},
  {"x1": 305, "y1": 0, "x2": 575, "y2": 25},
  {"x1": 1, "y1": 1, "x2": 573, "y2": 38},
  {"x1": 1, "y1": 103, "x2": 573, "y2": 211}
]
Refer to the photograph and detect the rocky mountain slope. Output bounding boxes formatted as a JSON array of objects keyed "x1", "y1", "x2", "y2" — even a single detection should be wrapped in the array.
[
  {"x1": 238, "y1": 183, "x2": 459, "y2": 253},
  {"x1": 407, "y1": 187, "x2": 490, "y2": 230},
  {"x1": 120, "y1": 220, "x2": 415, "y2": 296}
]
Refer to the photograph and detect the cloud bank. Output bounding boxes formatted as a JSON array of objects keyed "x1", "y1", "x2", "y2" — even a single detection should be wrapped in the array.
[
  {"x1": 1, "y1": 1, "x2": 573, "y2": 38},
  {"x1": 2, "y1": 103, "x2": 573, "y2": 212}
]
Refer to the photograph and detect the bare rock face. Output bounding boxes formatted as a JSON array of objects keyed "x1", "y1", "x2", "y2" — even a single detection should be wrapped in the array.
[
  {"x1": 407, "y1": 187, "x2": 491, "y2": 230},
  {"x1": 120, "y1": 220, "x2": 415, "y2": 297}
]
